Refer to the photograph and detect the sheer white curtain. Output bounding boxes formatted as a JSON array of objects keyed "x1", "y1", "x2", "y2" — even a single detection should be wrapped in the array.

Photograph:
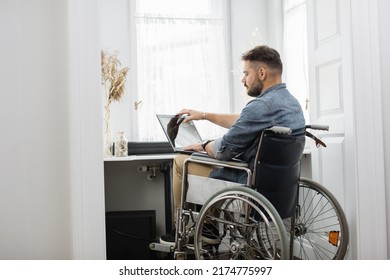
[
  {"x1": 283, "y1": 0, "x2": 310, "y2": 123},
  {"x1": 135, "y1": 0, "x2": 230, "y2": 141}
]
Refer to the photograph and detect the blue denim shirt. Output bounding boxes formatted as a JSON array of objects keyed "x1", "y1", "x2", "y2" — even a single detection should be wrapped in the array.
[{"x1": 210, "y1": 83, "x2": 305, "y2": 183}]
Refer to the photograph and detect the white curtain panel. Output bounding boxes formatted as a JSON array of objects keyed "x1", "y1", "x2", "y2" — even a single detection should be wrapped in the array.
[
  {"x1": 283, "y1": 0, "x2": 310, "y2": 123},
  {"x1": 135, "y1": 0, "x2": 230, "y2": 141}
]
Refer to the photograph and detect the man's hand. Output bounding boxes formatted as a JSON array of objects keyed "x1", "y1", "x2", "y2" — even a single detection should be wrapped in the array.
[
  {"x1": 184, "y1": 141, "x2": 215, "y2": 158},
  {"x1": 183, "y1": 143, "x2": 203, "y2": 152},
  {"x1": 177, "y1": 109, "x2": 204, "y2": 123}
]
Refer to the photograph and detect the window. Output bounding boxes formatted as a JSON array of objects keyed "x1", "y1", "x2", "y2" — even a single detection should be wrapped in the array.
[
  {"x1": 134, "y1": 0, "x2": 231, "y2": 141},
  {"x1": 283, "y1": 0, "x2": 310, "y2": 123}
]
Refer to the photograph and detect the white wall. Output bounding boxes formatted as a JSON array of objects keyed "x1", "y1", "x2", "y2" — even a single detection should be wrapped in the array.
[
  {"x1": 0, "y1": 0, "x2": 106, "y2": 260},
  {"x1": 378, "y1": 0, "x2": 390, "y2": 257},
  {"x1": 68, "y1": 0, "x2": 106, "y2": 259},
  {"x1": 0, "y1": 0, "x2": 72, "y2": 259}
]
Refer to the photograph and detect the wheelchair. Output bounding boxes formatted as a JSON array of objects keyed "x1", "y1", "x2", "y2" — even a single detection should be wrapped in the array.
[{"x1": 150, "y1": 125, "x2": 349, "y2": 260}]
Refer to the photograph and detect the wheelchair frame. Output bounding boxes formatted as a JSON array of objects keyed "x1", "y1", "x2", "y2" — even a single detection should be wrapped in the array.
[{"x1": 150, "y1": 125, "x2": 349, "y2": 260}]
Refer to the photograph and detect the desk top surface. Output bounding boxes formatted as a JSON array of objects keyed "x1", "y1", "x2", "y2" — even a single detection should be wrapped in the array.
[
  {"x1": 104, "y1": 154, "x2": 177, "y2": 162},
  {"x1": 104, "y1": 148, "x2": 311, "y2": 162}
]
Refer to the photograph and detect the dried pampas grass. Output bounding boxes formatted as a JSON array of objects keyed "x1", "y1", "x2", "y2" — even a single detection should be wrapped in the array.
[{"x1": 101, "y1": 50, "x2": 129, "y2": 104}]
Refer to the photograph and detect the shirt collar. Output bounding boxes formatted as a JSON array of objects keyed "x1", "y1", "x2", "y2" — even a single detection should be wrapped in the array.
[{"x1": 259, "y1": 83, "x2": 286, "y2": 97}]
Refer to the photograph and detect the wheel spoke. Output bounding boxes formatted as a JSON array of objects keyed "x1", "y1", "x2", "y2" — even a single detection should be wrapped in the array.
[{"x1": 291, "y1": 179, "x2": 349, "y2": 260}]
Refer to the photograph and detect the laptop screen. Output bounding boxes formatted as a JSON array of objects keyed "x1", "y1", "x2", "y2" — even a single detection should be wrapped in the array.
[{"x1": 156, "y1": 114, "x2": 203, "y2": 150}]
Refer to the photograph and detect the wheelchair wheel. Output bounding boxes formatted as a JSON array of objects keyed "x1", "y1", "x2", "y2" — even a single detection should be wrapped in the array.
[
  {"x1": 291, "y1": 177, "x2": 349, "y2": 260},
  {"x1": 194, "y1": 187, "x2": 289, "y2": 260}
]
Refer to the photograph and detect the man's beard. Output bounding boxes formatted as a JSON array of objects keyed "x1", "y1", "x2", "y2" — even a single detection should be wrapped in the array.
[{"x1": 247, "y1": 79, "x2": 263, "y2": 97}]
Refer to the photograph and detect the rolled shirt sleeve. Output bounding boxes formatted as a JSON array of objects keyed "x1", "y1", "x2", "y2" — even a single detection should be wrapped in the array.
[{"x1": 212, "y1": 137, "x2": 223, "y2": 158}]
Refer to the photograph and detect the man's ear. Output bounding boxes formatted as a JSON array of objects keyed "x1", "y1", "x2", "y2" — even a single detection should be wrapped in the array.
[{"x1": 257, "y1": 67, "x2": 266, "y2": 81}]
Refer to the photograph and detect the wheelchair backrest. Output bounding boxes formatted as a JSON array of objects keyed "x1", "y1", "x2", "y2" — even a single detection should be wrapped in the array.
[{"x1": 253, "y1": 129, "x2": 305, "y2": 219}]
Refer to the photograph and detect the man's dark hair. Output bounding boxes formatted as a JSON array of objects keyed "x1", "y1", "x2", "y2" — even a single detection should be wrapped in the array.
[{"x1": 241, "y1": 45, "x2": 283, "y2": 74}]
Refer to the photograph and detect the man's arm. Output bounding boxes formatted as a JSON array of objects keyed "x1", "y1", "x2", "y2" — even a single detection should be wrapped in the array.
[{"x1": 177, "y1": 109, "x2": 239, "y2": 129}]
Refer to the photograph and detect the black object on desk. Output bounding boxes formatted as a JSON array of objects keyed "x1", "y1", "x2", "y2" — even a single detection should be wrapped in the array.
[
  {"x1": 127, "y1": 142, "x2": 173, "y2": 155},
  {"x1": 111, "y1": 141, "x2": 173, "y2": 155}
]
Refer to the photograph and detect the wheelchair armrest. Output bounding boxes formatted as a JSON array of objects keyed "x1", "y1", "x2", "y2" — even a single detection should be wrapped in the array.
[
  {"x1": 268, "y1": 126, "x2": 292, "y2": 134},
  {"x1": 189, "y1": 153, "x2": 249, "y2": 168}
]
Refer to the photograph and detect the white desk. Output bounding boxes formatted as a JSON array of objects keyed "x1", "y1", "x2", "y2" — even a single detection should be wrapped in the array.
[
  {"x1": 104, "y1": 154, "x2": 176, "y2": 162},
  {"x1": 104, "y1": 154, "x2": 176, "y2": 237},
  {"x1": 104, "y1": 147, "x2": 310, "y2": 162}
]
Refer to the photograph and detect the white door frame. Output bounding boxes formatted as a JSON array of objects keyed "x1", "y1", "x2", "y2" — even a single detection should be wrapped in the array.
[
  {"x1": 68, "y1": 0, "x2": 106, "y2": 259},
  {"x1": 349, "y1": 0, "x2": 387, "y2": 259}
]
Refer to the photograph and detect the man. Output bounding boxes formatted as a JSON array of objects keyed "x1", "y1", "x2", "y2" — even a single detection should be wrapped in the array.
[{"x1": 160, "y1": 45, "x2": 305, "y2": 245}]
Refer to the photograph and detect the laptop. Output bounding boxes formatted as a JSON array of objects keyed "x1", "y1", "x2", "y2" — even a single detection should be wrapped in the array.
[{"x1": 156, "y1": 114, "x2": 205, "y2": 154}]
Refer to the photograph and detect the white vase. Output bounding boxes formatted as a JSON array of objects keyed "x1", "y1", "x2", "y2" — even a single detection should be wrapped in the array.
[
  {"x1": 103, "y1": 103, "x2": 112, "y2": 157},
  {"x1": 103, "y1": 131, "x2": 112, "y2": 158}
]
